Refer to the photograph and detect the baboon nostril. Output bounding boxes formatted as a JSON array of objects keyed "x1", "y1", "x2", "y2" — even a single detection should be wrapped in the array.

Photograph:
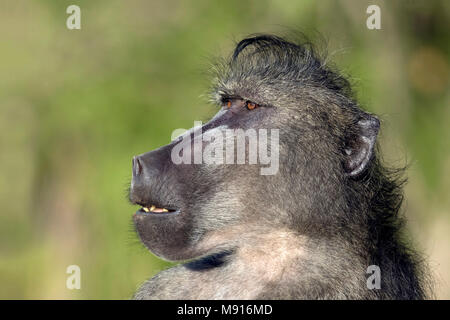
[{"x1": 133, "y1": 156, "x2": 143, "y2": 177}]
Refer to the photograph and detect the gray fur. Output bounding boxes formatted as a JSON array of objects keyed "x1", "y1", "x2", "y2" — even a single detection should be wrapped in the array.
[{"x1": 129, "y1": 35, "x2": 431, "y2": 300}]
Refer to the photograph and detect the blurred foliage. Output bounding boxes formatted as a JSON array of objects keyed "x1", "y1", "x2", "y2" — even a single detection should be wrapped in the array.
[{"x1": 0, "y1": 0, "x2": 448, "y2": 299}]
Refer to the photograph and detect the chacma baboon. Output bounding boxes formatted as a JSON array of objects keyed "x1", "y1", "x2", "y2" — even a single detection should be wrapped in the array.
[{"x1": 129, "y1": 35, "x2": 430, "y2": 299}]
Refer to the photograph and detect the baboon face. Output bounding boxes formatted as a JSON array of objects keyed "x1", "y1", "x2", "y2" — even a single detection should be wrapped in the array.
[
  {"x1": 129, "y1": 35, "x2": 379, "y2": 261},
  {"x1": 130, "y1": 98, "x2": 286, "y2": 261}
]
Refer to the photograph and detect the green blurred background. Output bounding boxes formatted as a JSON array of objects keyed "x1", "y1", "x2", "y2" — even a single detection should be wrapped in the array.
[{"x1": 0, "y1": 0, "x2": 448, "y2": 299}]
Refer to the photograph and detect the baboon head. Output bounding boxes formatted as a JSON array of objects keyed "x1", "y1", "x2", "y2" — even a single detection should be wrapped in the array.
[{"x1": 129, "y1": 35, "x2": 379, "y2": 261}]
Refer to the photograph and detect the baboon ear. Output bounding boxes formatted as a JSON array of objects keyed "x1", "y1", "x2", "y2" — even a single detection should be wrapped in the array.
[{"x1": 343, "y1": 115, "x2": 380, "y2": 177}]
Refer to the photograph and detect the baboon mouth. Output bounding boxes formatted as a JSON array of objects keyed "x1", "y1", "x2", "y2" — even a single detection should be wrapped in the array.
[{"x1": 137, "y1": 205, "x2": 179, "y2": 215}]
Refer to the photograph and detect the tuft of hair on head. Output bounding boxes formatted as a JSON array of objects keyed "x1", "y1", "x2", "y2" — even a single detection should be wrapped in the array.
[{"x1": 227, "y1": 34, "x2": 354, "y2": 99}]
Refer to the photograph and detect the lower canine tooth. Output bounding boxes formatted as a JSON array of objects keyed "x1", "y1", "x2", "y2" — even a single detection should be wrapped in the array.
[
  {"x1": 143, "y1": 207, "x2": 149, "y2": 212},
  {"x1": 162, "y1": 208, "x2": 168, "y2": 212},
  {"x1": 150, "y1": 205, "x2": 156, "y2": 211}
]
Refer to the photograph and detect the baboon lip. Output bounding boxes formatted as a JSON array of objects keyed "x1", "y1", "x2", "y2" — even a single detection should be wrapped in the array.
[{"x1": 135, "y1": 204, "x2": 180, "y2": 216}]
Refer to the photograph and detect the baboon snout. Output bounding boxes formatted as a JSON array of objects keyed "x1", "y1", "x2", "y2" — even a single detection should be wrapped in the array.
[{"x1": 130, "y1": 146, "x2": 173, "y2": 206}]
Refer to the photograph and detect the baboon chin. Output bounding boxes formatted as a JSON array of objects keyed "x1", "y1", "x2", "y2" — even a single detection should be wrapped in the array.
[{"x1": 129, "y1": 34, "x2": 430, "y2": 299}]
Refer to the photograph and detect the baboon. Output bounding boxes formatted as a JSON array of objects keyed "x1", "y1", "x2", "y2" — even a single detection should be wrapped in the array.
[{"x1": 129, "y1": 35, "x2": 430, "y2": 299}]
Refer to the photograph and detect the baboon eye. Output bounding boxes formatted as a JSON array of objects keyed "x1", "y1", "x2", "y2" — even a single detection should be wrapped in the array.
[
  {"x1": 245, "y1": 101, "x2": 258, "y2": 110},
  {"x1": 222, "y1": 99, "x2": 232, "y2": 109}
]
